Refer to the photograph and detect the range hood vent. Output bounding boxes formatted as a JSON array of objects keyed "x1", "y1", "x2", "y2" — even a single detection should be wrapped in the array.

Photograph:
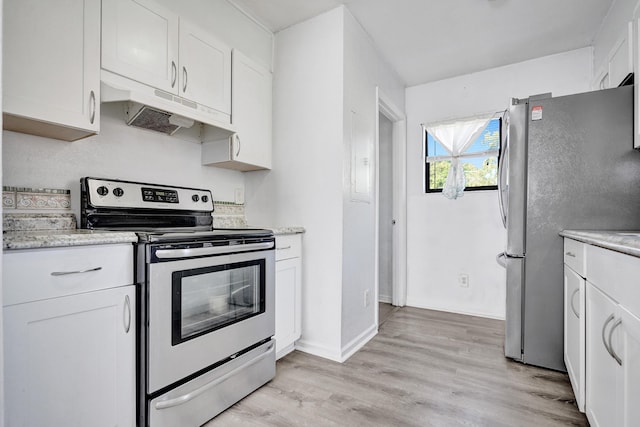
[
  {"x1": 126, "y1": 103, "x2": 194, "y2": 135},
  {"x1": 101, "y1": 70, "x2": 235, "y2": 140}
]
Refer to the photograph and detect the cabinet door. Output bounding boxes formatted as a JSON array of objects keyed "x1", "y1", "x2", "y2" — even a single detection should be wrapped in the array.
[
  {"x1": 564, "y1": 266, "x2": 585, "y2": 412},
  {"x1": 586, "y1": 283, "x2": 622, "y2": 427},
  {"x1": 102, "y1": 0, "x2": 179, "y2": 93},
  {"x1": 619, "y1": 306, "x2": 640, "y2": 427},
  {"x1": 3, "y1": 0, "x2": 100, "y2": 139},
  {"x1": 275, "y1": 256, "x2": 302, "y2": 359},
  {"x1": 231, "y1": 50, "x2": 273, "y2": 169},
  {"x1": 179, "y1": 20, "x2": 231, "y2": 114},
  {"x1": 609, "y1": 22, "x2": 633, "y2": 88},
  {"x1": 4, "y1": 286, "x2": 136, "y2": 427}
]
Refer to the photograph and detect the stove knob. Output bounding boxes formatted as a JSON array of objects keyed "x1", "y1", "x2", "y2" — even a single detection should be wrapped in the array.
[
  {"x1": 96, "y1": 186, "x2": 109, "y2": 196},
  {"x1": 113, "y1": 187, "x2": 124, "y2": 197},
  {"x1": 201, "y1": 195, "x2": 209, "y2": 203},
  {"x1": 192, "y1": 194, "x2": 199, "y2": 202}
]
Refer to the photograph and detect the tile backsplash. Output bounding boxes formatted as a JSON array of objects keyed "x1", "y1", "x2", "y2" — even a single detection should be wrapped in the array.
[
  {"x1": 212, "y1": 201, "x2": 246, "y2": 228},
  {"x1": 3, "y1": 187, "x2": 71, "y2": 210}
]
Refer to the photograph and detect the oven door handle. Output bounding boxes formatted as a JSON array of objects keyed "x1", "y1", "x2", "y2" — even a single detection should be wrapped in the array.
[
  {"x1": 154, "y1": 343, "x2": 274, "y2": 410},
  {"x1": 155, "y1": 242, "x2": 274, "y2": 259}
]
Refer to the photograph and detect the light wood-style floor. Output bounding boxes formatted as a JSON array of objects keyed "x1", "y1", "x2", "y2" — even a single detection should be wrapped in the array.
[{"x1": 206, "y1": 306, "x2": 588, "y2": 426}]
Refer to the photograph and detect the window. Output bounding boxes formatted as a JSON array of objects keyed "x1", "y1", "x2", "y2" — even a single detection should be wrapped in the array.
[{"x1": 425, "y1": 117, "x2": 501, "y2": 193}]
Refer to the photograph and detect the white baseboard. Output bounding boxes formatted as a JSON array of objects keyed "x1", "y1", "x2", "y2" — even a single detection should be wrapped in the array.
[
  {"x1": 294, "y1": 323, "x2": 378, "y2": 363},
  {"x1": 295, "y1": 339, "x2": 343, "y2": 362},
  {"x1": 406, "y1": 298, "x2": 505, "y2": 320},
  {"x1": 339, "y1": 323, "x2": 377, "y2": 362},
  {"x1": 276, "y1": 342, "x2": 295, "y2": 360},
  {"x1": 378, "y1": 294, "x2": 392, "y2": 304}
]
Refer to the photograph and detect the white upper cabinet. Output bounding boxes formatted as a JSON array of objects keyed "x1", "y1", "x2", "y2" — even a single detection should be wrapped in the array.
[
  {"x1": 3, "y1": 0, "x2": 100, "y2": 141},
  {"x1": 179, "y1": 20, "x2": 232, "y2": 114},
  {"x1": 609, "y1": 22, "x2": 634, "y2": 88},
  {"x1": 102, "y1": 0, "x2": 231, "y2": 116},
  {"x1": 101, "y1": 0, "x2": 179, "y2": 93},
  {"x1": 592, "y1": 21, "x2": 633, "y2": 92},
  {"x1": 201, "y1": 50, "x2": 272, "y2": 171},
  {"x1": 232, "y1": 50, "x2": 273, "y2": 169}
]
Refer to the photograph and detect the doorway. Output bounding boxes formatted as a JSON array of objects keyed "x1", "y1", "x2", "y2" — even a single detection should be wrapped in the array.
[
  {"x1": 375, "y1": 88, "x2": 407, "y2": 326},
  {"x1": 378, "y1": 112, "x2": 393, "y2": 307}
]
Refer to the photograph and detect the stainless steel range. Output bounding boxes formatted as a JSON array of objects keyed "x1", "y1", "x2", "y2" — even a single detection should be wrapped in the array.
[{"x1": 80, "y1": 177, "x2": 275, "y2": 427}]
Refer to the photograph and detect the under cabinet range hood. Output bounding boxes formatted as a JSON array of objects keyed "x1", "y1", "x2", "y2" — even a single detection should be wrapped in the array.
[
  {"x1": 101, "y1": 70, "x2": 235, "y2": 139},
  {"x1": 125, "y1": 103, "x2": 193, "y2": 135}
]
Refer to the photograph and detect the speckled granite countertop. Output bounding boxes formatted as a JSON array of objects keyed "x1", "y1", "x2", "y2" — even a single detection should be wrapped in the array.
[
  {"x1": 249, "y1": 226, "x2": 305, "y2": 235},
  {"x1": 561, "y1": 230, "x2": 640, "y2": 258},
  {"x1": 3, "y1": 213, "x2": 137, "y2": 250},
  {"x1": 3, "y1": 229, "x2": 138, "y2": 250}
]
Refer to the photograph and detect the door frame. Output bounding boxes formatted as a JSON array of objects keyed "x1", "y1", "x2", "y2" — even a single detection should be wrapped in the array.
[{"x1": 375, "y1": 87, "x2": 407, "y2": 316}]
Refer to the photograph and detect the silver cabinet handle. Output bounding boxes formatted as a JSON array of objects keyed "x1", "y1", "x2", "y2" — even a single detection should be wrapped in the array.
[
  {"x1": 570, "y1": 288, "x2": 580, "y2": 318},
  {"x1": 182, "y1": 66, "x2": 188, "y2": 92},
  {"x1": 235, "y1": 135, "x2": 241, "y2": 157},
  {"x1": 276, "y1": 245, "x2": 292, "y2": 250},
  {"x1": 123, "y1": 294, "x2": 131, "y2": 334},
  {"x1": 171, "y1": 61, "x2": 177, "y2": 88},
  {"x1": 51, "y1": 266, "x2": 102, "y2": 276},
  {"x1": 155, "y1": 343, "x2": 273, "y2": 410},
  {"x1": 565, "y1": 251, "x2": 576, "y2": 258},
  {"x1": 602, "y1": 314, "x2": 616, "y2": 359},
  {"x1": 608, "y1": 319, "x2": 622, "y2": 366},
  {"x1": 89, "y1": 90, "x2": 96, "y2": 124}
]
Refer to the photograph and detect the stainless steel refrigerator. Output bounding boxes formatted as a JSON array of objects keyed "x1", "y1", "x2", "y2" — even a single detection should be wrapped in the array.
[{"x1": 497, "y1": 84, "x2": 640, "y2": 371}]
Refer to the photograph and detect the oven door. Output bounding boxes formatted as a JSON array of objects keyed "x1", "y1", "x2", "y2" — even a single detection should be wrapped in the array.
[{"x1": 147, "y1": 246, "x2": 275, "y2": 393}]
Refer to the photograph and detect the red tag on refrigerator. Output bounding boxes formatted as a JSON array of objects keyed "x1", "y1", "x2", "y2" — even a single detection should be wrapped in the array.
[{"x1": 531, "y1": 105, "x2": 542, "y2": 121}]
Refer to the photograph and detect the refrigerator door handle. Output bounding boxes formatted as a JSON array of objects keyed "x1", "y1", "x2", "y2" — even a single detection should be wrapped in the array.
[{"x1": 497, "y1": 113, "x2": 509, "y2": 228}]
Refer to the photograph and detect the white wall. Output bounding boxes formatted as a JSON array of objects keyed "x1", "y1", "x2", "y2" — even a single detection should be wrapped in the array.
[
  {"x1": 245, "y1": 6, "x2": 405, "y2": 360},
  {"x1": 593, "y1": 0, "x2": 639, "y2": 77},
  {"x1": 3, "y1": 104, "x2": 244, "y2": 219},
  {"x1": 245, "y1": 7, "x2": 346, "y2": 359},
  {"x1": 405, "y1": 48, "x2": 592, "y2": 319},
  {"x1": 0, "y1": 0, "x2": 5, "y2": 421},
  {"x1": 340, "y1": 9, "x2": 404, "y2": 350}
]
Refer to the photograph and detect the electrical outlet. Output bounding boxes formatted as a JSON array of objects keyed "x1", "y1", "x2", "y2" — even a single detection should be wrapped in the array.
[
  {"x1": 459, "y1": 274, "x2": 469, "y2": 288},
  {"x1": 234, "y1": 188, "x2": 244, "y2": 204},
  {"x1": 364, "y1": 289, "x2": 370, "y2": 307}
]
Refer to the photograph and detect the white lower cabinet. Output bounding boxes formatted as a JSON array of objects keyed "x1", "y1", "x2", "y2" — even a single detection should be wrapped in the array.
[
  {"x1": 3, "y1": 244, "x2": 135, "y2": 426},
  {"x1": 4, "y1": 286, "x2": 136, "y2": 427},
  {"x1": 564, "y1": 239, "x2": 640, "y2": 427},
  {"x1": 619, "y1": 306, "x2": 640, "y2": 426},
  {"x1": 564, "y1": 265, "x2": 585, "y2": 412},
  {"x1": 274, "y1": 234, "x2": 302, "y2": 359},
  {"x1": 586, "y1": 283, "x2": 622, "y2": 427}
]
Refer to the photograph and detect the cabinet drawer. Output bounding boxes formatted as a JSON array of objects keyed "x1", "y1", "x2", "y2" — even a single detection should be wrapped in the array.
[
  {"x1": 586, "y1": 244, "x2": 640, "y2": 318},
  {"x1": 275, "y1": 234, "x2": 301, "y2": 261},
  {"x1": 564, "y1": 238, "x2": 586, "y2": 276},
  {"x1": 3, "y1": 244, "x2": 134, "y2": 306}
]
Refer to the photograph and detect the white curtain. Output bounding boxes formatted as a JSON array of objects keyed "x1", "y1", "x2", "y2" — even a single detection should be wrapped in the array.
[{"x1": 427, "y1": 117, "x2": 492, "y2": 199}]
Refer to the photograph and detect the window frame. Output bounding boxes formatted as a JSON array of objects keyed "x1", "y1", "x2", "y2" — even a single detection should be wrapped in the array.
[{"x1": 424, "y1": 117, "x2": 502, "y2": 194}]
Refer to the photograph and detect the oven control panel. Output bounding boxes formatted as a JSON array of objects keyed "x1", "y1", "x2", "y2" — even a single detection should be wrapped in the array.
[{"x1": 84, "y1": 178, "x2": 214, "y2": 211}]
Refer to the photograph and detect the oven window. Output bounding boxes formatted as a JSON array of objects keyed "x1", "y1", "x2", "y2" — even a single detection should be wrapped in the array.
[{"x1": 172, "y1": 259, "x2": 265, "y2": 345}]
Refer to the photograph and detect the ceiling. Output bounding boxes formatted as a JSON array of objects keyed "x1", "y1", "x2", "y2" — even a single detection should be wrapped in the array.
[{"x1": 231, "y1": 0, "x2": 615, "y2": 87}]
